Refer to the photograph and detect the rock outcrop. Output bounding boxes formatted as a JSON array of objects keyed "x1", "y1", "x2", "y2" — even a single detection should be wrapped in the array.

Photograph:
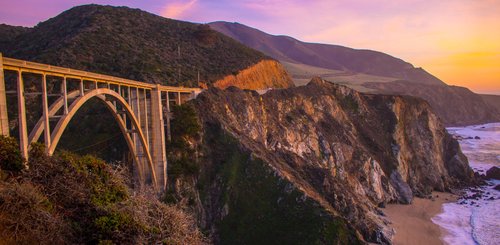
[
  {"x1": 364, "y1": 81, "x2": 500, "y2": 126},
  {"x1": 189, "y1": 78, "x2": 475, "y2": 243},
  {"x1": 213, "y1": 60, "x2": 294, "y2": 90},
  {"x1": 486, "y1": 167, "x2": 500, "y2": 180},
  {"x1": 209, "y1": 21, "x2": 500, "y2": 127}
]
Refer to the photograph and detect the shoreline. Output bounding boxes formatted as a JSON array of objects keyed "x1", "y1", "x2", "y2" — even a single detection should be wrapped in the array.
[{"x1": 384, "y1": 192, "x2": 457, "y2": 245}]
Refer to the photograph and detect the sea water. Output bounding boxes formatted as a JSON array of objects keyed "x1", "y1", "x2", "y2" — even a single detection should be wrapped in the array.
[{"x1": 432, "y1": 123, "x2": 500, "y2": 245}]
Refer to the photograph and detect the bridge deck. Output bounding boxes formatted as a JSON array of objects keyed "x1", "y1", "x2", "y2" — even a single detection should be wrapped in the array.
[{"x1": 2, "y1": 56, "x2": 201, "y2": 93}]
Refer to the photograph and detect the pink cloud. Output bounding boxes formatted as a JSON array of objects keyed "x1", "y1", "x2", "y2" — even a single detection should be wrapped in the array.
[{"x1": 161, "y1": 0, "x2": 198, "y2": 19}]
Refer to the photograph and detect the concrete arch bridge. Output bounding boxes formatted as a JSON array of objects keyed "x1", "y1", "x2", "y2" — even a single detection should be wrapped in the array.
[{"x1": 0, "y1": 53, "x2": 201, "y2": 190}]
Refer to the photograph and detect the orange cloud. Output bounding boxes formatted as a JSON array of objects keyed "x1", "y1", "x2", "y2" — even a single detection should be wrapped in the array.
[{"x1": 161, "y1": 0, "x2": 198, "y2": 19}]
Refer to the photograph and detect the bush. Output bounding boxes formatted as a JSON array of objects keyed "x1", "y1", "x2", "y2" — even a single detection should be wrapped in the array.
[
  {"x1": 0, "y1": 135, "x2": 25, "y2": 171},
  {"x1": 171, "y1": 104, "x2": 201, "y2": 139},
  {"x1": 0, "y1": 182, "x2": 68, "y2": 244},
  {"x1": 0, "y1": 149, "x2": 208, "y2": 244},
  {"x1": 340, "y1": 94, "x2": 359, "y2": 113},
  {"x1": 168, "y1": 104, "x2": 201, "y2": 179}
]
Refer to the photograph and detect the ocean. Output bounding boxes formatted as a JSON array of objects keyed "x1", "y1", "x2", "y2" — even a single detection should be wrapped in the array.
[{"x1": 432, "y1": 123, "x2": 500, "y2": 245}]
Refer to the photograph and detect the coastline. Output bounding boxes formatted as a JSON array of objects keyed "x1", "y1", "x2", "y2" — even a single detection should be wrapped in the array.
[{"x1": 384, "y1": 192, "x2": 457, "y2": 245}]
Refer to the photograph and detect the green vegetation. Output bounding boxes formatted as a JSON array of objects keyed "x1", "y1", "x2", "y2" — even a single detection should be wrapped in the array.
[
  {"x1": 0, "y1": 135, "x2": 24, "y2": 172},
  {"x1": 167, "y1": 104, "x2": 201, "y2": 179},
  {"x1": 198, "y1": 123, "x2": 362, "y2": 245},
  {"x1": 0, "y1": 5, "x2": 269, "y2": 87},
  {"x1": 0, "y1": 136, "x2": 206, "y2": 244},
  {"x1": 340, "y1": 94, "x2": 359, "y2": 113}
]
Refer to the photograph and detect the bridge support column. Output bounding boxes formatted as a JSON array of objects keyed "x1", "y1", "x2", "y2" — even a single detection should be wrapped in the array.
[
  {"x1": 17, "y1": 70, "x2": 29, "y2": 162},
  {"x1": 41, "y1": 74, "x2": 51, "y2": 154},
  {"x1": 62, "y1": 77, "x2": 68, "y2": 115},
  {"x1": 0, "y1": 53, "x2": 9, "y2": 136},
  {"x1": 165, "y1": 92, "x2": 171, "y2": 141},
  {"x1": 151, "y1": 85, "x2": 167, "y2": 191}
]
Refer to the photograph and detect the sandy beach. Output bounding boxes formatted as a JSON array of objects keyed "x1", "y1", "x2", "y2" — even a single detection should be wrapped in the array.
[{"x1": 384, "y1": 192, "x2": 457, "y2": 245}]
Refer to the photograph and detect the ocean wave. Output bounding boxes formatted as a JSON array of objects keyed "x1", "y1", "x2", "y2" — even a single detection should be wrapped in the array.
[{"x1": 436, "y1": 123, "x2": 500, "y2": 245}]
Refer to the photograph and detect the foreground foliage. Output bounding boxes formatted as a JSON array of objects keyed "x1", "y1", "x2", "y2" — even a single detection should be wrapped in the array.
[
  {"x1": 0, "y1": 139, "x2": 206, "y2": 244},
  {"x1": 167, "y1": 104, "x2": 201, "y2": 179}
]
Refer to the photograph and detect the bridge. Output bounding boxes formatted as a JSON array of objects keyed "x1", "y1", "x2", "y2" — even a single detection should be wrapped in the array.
[{"x1": 0, "y1": 53, "x2": 201, "y2": 191}]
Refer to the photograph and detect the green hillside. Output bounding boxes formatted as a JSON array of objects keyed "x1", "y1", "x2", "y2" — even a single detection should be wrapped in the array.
[{"x1": 0, "y1": 5, "x2": 269, "y2": 87}]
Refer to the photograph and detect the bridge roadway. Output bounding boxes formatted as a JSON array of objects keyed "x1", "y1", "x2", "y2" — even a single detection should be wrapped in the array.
[{"x1": 0, "y1": 53, "x2": 201, "y2": 191}]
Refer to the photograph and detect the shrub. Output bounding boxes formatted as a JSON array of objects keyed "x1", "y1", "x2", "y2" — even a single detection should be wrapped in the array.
[
  {"x1": 340, "y1": 94, "x2": 359, "y2": 113},
  {"x1": 0, "y1": 135, "x2": 25, "y2": 171},
  {"x1": 0, "y1": 182, "x2": 68, "y2": 244},
  {"x1": 171, "y1": 104, "x2": 201, "y2": 139},
  {"x1": 167, "y1": 104, "x2": 201, "y2": 179},
  {"x1": 0, "y1": 149, "x2": 208, "y2": 244}
]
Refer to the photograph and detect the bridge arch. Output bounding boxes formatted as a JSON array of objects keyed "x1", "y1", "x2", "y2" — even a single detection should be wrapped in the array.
[
  {"x1": 47, "y1": 88, "x2": 157, "y2": 188},
  {"x1": 0, "y1": 54, "x2": 202, "y2": 191}
]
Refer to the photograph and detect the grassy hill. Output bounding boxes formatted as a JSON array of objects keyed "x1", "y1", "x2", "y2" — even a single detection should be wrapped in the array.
[
  {"x1": 209, "y1": 21, "x2": 444, "y2": 85},
  {"x1": 0, "y1": 5, "x2": 271, "y2": 87},
  {"x1": 282, "y1": 61, "x2": 398, "y2": 92}
]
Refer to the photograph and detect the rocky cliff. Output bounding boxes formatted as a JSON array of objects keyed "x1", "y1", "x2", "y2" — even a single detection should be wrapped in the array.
[
  {"x1": 213, "y1": 60, "x2": 294, "y2": 90},
  {"x1": 364, "y1": 81, "x2": 500, "y2": 126},
  {"x1": 209, "y1": 21, "x2": 500, "y2": 127},
  {"x1": 481, "y1": 94, "x2": 500, "y2": 113},
  {"x1": 182, "y1": 78, "x2": 475, "y2": 244}
]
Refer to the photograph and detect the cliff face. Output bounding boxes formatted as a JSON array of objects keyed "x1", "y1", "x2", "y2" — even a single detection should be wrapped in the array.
[
  {"x1": 364, "y1": 81, "x2": 500, "y2": 126},
  {"x1": 209, "y1": 21, "x2": 500, "y2": 127},
  {"x1": 213, "y1": 60, "x2": 294, "y2": 90},
  {"x1": 189, "y1": 78, "x2": 474, "y2": 243},
  {"x1": 481, "y1": 94, "x2": 500, "y2": 113}
]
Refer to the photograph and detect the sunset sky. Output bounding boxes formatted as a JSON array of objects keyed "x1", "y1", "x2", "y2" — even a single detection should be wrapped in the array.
[{"x1": 1, "y1": 0, "x2": 499, "y2": 94}]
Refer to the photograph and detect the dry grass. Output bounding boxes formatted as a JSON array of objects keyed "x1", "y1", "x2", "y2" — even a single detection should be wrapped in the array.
[
  {"x1": 0, "y1": 140, "x2": 208, "y2": 245},
  {"x1": 0, "y1": 181, "x2": 68, "y2": 245}
]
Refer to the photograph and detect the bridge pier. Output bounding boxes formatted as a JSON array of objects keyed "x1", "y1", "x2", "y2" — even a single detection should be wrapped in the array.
[
  {"x1": 0, "y1": 53, "x2": 9, "y2": 136},
  {"x1": 16, "y1": 70, "x2": 29, "y2": 162},
  {"x1": 151, "y1": 85, "x2": 167, "y2": 190},
  {"x1": 41, "y1": 74, "x2": 51, "y2": 154}
]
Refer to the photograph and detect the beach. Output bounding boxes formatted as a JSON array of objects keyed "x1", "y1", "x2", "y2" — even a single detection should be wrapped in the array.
[
  {"x1": 385, "y1": 123, "x2": 500, "y2": 245},
  {"x1": 384, "y1": 192, "x2": 457, "y2": 245}
]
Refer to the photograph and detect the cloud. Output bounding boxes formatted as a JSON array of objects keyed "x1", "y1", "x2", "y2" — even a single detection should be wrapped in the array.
[{"x1": 161, "y1": 0, "x2": 198, "y2": 19}]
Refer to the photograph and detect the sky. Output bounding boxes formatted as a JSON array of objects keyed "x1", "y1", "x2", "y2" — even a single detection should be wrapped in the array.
[{"x1": 1, "y1": 0, "x2": 499, "y2": 94}]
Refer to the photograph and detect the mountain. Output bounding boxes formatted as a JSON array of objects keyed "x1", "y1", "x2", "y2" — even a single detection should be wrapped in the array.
[
  {"x1": 364, "y1": 81, "x2": 500, "y2": 126},
  {"x1": 481, "y1": 94, "x2": 500, "y2": 113},
  {"x1": 0, "y1": 5, "x2": 292, "y2": 89},
  {"x1": 169, "y1": 78, "x2": 475, "y2": 244},
  {"x1": 209, "y1": 21, "x2": 500, "y2": 126},
  {"x1": 209, "y1": 21, "x2": 444, "y2": 85}
]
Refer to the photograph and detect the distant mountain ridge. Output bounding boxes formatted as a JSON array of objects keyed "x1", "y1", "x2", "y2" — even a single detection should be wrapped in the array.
[
  {"x1": 209, "y1": 21, "x2": 444, "y2": 85},
  {"x1": 209, "y1": 21, "x2": 500, "y2": 126},
  {"x1": 0, "y1": 5, "x2": 292, "y2": 89}
]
